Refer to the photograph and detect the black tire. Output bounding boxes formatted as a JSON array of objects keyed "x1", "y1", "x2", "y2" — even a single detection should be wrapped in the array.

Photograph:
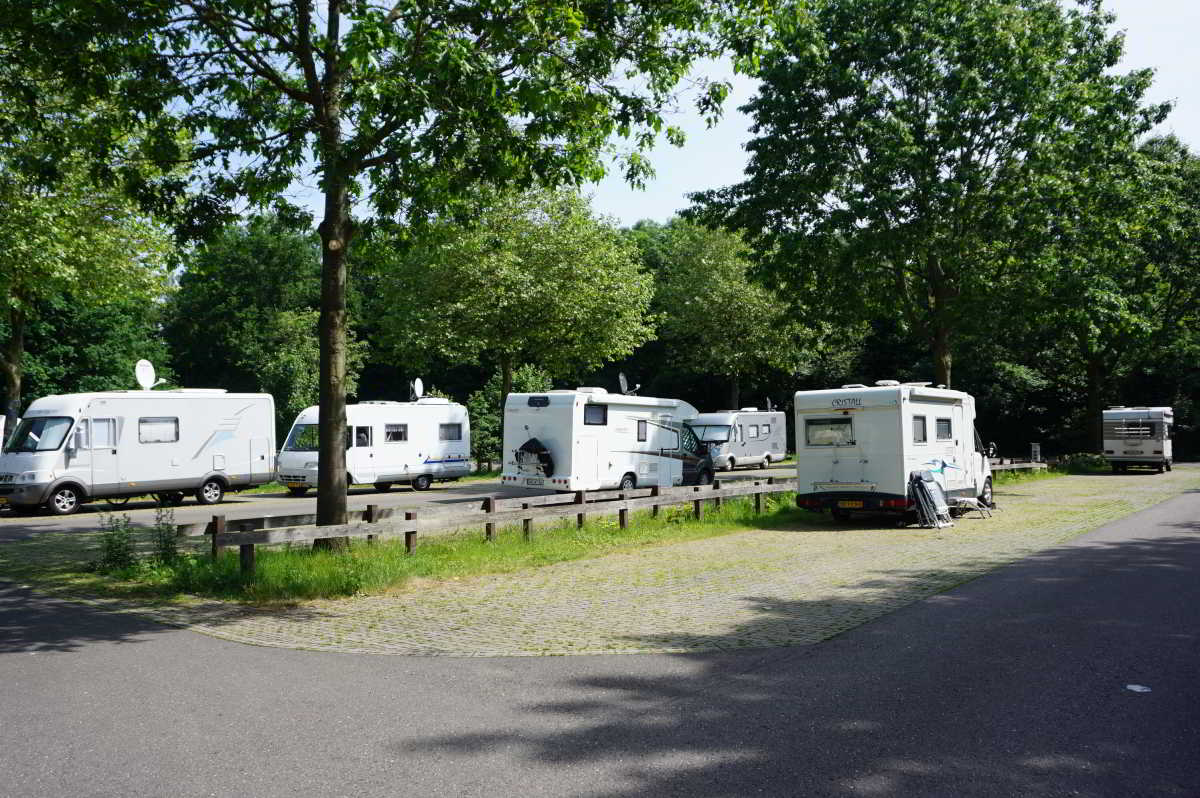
[
  {"x1": 195, "y1": 479, "x2": 225, "y2": 506},
  {"x1": 727, "y1": 458, "x2": 736, "y2": 471},
  {"x1": 619, "y1": 473, "x2": 637, "y2": 491},
  {"x1": 1111, "y1": 462, "x2": 1121, "y2": 474},
  {"x1": 762, "y1": 453, "x2": 772, "y2": 465},
  {"x1": 1165, "y1": 460, "x2": 1173, "y2": 472},
  {"x1": 155, "y1": 491, "x2": 186, "y2": 507},
  {"x1": 697, "y1": 469, "x2": 714, "y2": 486},
  {"x1": 346, "y1": 474, "x2": 355, "y2": 493},
  {"x1": 831, "y1": 507, "x2": 852, "y2": 523},
  {"x1": 46, "y1": 485, "x2": 83, "y2": 516},
  {"x1": 104, "y1": 496, "x2": 131, "y2": 507},
  {"x1": 1156, "y1": 462, "x2": 1165, "y2": 474},
  {"x1": 979, "y1": 477, "x2": 994, "y2": 508},
  {"x1": 373, "y1": 482, "x2": 393, "y2": 493},
  {"x1": 412, "y1": 474, "x2": 433, "y2": 491},
  {"x1": 286, "y1": 486, "x2": 309, "y2": 497}
]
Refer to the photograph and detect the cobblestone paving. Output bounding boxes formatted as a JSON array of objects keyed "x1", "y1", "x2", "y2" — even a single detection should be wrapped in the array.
[{"x1": 9, "y1": 470, "x2": 1200, "y2": 656}]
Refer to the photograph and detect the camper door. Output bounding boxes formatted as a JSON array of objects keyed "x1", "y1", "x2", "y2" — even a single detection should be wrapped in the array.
[
  {"x1": 88, "y1": 415, "x2": 120, "y2": 493},
  {"x1": 347, "y1": 424, "x2": 376, "y2": 483}
]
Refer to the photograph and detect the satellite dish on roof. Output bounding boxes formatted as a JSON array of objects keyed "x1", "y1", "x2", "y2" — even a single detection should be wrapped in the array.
[
  {"x1": 617, "y1": 371, "x2": 640, "y2": 396},
  {"x1": 411, "y1": 377, "x2": 424, "y2": 400},
  {"x1": 135, "y1": 360, "x2": 157, "y2": 390}
]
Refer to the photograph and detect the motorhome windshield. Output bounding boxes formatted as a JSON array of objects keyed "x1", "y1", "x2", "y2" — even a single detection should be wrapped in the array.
[
  {"x1": 4, "y1": 416, "x2": 74, "y2": 453},
  {"x1": 689, "y1": 424, "x2": 731, "y2": 443},
  {"x1": 283, "y1": 424, "x2": 320, "y2": 452}
]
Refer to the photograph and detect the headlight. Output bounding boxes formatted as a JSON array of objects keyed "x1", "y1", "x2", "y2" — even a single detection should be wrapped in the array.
[
  {"x1": 305, "y1": 461, "x2": 318, "y2": 469},
  {"x1": 20, "y1": 471, "x2": 48, "y2": 482}
]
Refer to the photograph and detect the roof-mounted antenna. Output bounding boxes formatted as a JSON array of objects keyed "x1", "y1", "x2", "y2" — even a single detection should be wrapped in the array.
[
  {"x1": 618, "y1": 371, "x2": 640, "y2": 396},
  {"x1": 135, "y1": 359, "x2": 166, "y2": 390},
  {"x1": 410, "y1": 377, "x2": 424, "y2": 401},
  {"x1": 765, "y1": 397, "x2": 774, "y2": 412}
]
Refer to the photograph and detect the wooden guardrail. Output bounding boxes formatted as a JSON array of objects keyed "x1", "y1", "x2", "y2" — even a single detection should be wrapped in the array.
[{"x1": 189, "y1": 477, "x2": 799, "y2": 577}]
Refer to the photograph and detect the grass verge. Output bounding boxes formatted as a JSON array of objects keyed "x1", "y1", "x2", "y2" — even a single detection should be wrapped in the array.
[{"x1": 0, "y1": 492, "x2": 807, "y2": 604}]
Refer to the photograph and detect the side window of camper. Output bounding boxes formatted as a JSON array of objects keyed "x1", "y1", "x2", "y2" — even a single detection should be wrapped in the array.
[
  {"x1": 584, "y1": 404, "x2": 608, "y2": 426},
  {"x1": 912, "y1": 416, "x2": 927, "y2": 444},
  {"x1": 748, "y1": 424, "x2": 760, "y2": 439},
  {"x1": 762, "y1": 423, "x2": 771, "y2": 436},
  {"x1": 72, "y1": 420, "x2": 90, "y2": 450},
  {"x1": 384, "y1": 424, "x2": 408, "y2": 442},
  {"x1": 139, "y1": 417, "x2": 179, "y2": 443},
  {"x1": 439, "y1": 423, "x2": 463, "y2": 441},
  {"x1": 92, "y1": 419, "x2": 116, "y2": 449},
  {"x1": 355, "y1": 426, "x2": 372, "y2": 447},
  {"x1": 637, "y1": 420, "x2": 647, "y2": 442},
  {"x1": 936, "y1": 418, "x2": 952, "y2": 441}
]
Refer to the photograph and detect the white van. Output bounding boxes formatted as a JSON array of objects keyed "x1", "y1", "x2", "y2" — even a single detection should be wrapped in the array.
[
  {"x1": 689, "y1": 409, "x2": 786, "y2": 470},
  {"x1": 500, "y1": 387, "x2": 714, "y2": 492},
  {"x1": 277, "y1": 399, "x2": 470, "y2": 494},
  {"x1": 793, "y1": 381, "x2": 993, "y2": 519},
  {"x1": 0, "y1": 390, "x2": 275, "y2": 515},
  {"x1": 1102, "y1": 406, "x2": 1173, "y2": 473}
]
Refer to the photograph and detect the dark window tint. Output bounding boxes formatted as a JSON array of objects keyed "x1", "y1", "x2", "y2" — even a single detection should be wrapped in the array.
[
  {"x1": 527, "y1": 396, "x2": 550, "y2": 407},
  {"x1": 637, "y1": 420, "x2": 647, "y2": 441},
  {"x1": 935, "y1": 418, "x2": 952, "y2": 441},
  {"x1": 385, "y1": 424, "x2": 408, "y2": 442},
  {"x1": 439, "y1": 423, "x2": 462, "y2": 441},
  {"x1": 913, "y1": 416, "x2": 927, "y2": 444},
  {"x1": 584, "y1": 404, "x2": 607, "y2": 425}
]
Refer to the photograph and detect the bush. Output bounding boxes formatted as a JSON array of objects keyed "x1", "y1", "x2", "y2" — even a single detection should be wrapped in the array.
[
  {"x1": 1057, "y1": 452, "x2": 1108, "y2": 474},
  {"x1": 97, "y1": 513, "x2": 137, "y2": 572},
  {"x1": 151, "y1": 507, "x2": 178, "y2": 563}
]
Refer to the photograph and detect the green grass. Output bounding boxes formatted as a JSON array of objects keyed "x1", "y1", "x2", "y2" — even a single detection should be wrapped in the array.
[{"x1": 11, "y1": 493, "x2": 807, "y2": 604}]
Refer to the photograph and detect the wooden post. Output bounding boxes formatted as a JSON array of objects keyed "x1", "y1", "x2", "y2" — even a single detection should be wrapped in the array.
[
  {"x1": 239, "y1": 544, "x2": 255, "y2": 577},
  {"x1": 650, "y1": 486, "x2": 661, "y2": 518},
  {"x1": 618, "y1": 493, "x2": 628, "y2": 530},
  {"x1": 575, "y1": 490, "x2": 586, "y2": 529},
  {"x1": 693, "y1": 487, "x2": 704, "y2": 521},
  {"x1": 365, "y1": 503, "x2": 378, "y2": 544},
  {"x1": 484, "y1": 497, "x2": 496, "y2": 541},
  {"x1": 404, "y1": 511, "x2": 417, "y2": 553},
  {"x1": 209, "y1": 514, "x2": 225, "y2": 560},
  {"x1": 754, "y1": 481, "x2": 763, "y2": 515},
  {"x1": 713, "y1": 479, "x2": 722, "y2": 511},
  {"x1": 522, "y1": 502, "x2": 532, "y2": 541}
]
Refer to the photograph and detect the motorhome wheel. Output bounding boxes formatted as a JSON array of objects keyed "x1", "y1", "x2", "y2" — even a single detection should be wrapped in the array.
[
  {"x1": 412, "y1": 474, "x2": 433, "y2": 491},
  {"x1": 47, "y1": 485, "x2": 82, "y2": 516},
  {"x1": 373, "y1": 482, "x2": 393, "y2": 492},
  {"x1": 762, "y1": 453, "x2": 772, "y2": 465},
  {"x1": 727, "y1": 457, "x2": 736, "y2": 471},
  {"x1": 155, "y1": 492, "x2": 186, "y2": 507},
  {"x1": 619, "y1": 473, "x2": 637, "y2": 491},
  {"x1": 286, "y1": 486, "x2": 309, "y2": 497},
  {"x1": 195, "y1": 480, "x2": 225, "y2": 505},
  {"x1": 979, "y1": 477, "x2": 994, "y2": 508},
  {"x1": 1165, "y1": 460, "x2": 1173, "y2": 472},
  {"x1": 698, "y1": 469, "x2": 713, "y2": 486},
  {"x1": 104, "y1": 496, "x2": 131, "y2": 508}
]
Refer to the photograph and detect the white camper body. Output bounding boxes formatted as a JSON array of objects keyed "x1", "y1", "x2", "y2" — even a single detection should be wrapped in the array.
[
  {"x1": 793, "y1": 383, "x2": 993, "y2": 517},
  {"x1": 500, "y1": 388, "x2": 713, "y2": 492},
  {"x1": 1102, "y1": 406, "x2": 1173, "y2": 473},
  {"x1": 0, "y1": 390, "x2": 275, "y2": 515},
  {"x1": 690, "y1": 409, "x2": 786, "y2": 470},
  {"x1": 277, "y1": 399, "x2": 470, "y2": 494}
]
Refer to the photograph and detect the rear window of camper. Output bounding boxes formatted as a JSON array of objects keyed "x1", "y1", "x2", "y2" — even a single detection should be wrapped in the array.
[
  {"x1": 439, "y1": 423, "x2": 463, "y2": 441},
  {"x1": 139, "y1": 417, "x2": 179, "y2": 443},
  {"x1": 527, "y1": 396, "x2": 550, "y2": 407},
  {"x1": 584, "y1": 405, "x2": 608, "y2": 425},
  {"x1": 806, "y1": 418, "x2": 854, "y2": 446},
  {"x1": 913, "y1": 416, "x2": 927, "y2": 443},
  {"x1": 936, "y1": 418, "x2": 952, "y2": 441}
]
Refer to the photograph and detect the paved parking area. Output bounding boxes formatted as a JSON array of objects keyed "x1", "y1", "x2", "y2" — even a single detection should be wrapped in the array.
[{"x1": 19, "y1": 468, "x2": 1196, "y2": 657}]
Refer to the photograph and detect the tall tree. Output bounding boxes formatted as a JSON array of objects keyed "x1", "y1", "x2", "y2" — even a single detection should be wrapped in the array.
[
  {"x1": 369, "y1": 188, "x2": 656, "y2": 401},
  {"x1": 7, "y1": 0, "x2": 777, "y2": 525},
  {"x1": 691, "y1": 0, "x2": 1163, "y2": 387}
]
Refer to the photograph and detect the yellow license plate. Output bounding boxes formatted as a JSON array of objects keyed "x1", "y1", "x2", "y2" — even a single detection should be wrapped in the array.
[
  {"x1": 0, "y1": 497, "x2": 8, "y2": 504},
  {"x1": 837, "y1": 500, "x2": 864, "y2": 509},
  {"x1": 286, "y1": 482, "x2": 303, "y2": 488}
]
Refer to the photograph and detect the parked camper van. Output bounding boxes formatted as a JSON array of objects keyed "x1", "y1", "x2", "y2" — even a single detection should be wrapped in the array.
[
  {"x1": 500, "y1": 388, "x2": 713, "y2": 492},
  {"x1": 793, "y1": 381, "x2": 993, "y2": 519},
  {"x1": 690, "y1": 409, "x2": 786, "y2": 471},
  {"x1": 1102, "y1": 406, "x2": 1173, "y2": 473},
  {"x1": 277, "y1": 398, "x2": 470, "y2": 494},
  {"x1": 0, "y1": 389, "x2": 275, "y2": 515}
]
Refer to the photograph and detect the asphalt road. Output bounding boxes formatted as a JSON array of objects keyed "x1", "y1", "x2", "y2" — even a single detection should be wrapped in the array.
[
  {"x1": 2, "y1": 483, "x2": 1197, "y2": 796},
  {"x1": 0, "y1": 463, "x2": 794, "y2": 542}
]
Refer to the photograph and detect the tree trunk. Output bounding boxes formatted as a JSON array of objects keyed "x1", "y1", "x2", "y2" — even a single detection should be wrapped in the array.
[
  {"x1": 500, "y1": 357, "x2": 513, "y2": 413},
  {"x1": 931, "y1": 324, "x2": 952, "y2": 388},
  {"x1": 1, "y1": 307, "x2": 25, "y2": 437},
  {"x1": 728, "y1": 374, "x2": 740, "y2": 410}
]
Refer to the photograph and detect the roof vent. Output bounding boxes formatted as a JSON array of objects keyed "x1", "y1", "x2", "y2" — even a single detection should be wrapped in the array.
[
  {"x1": 903, "y1": 382, "x2": 933, "y2": 387},
  {"x1": 739, "y1": 407, "x2": 759, "y2": 411},
  {"x1": 875, "y1": 380, "x2": 900, "y2": 387},
  {"x1": 416, "y1": 397, "x2": 450, "y2": 405},
  {"x1": 1107, "y1": 405, "x2": 1127, "y2": 409},
  {"x1": 576, "y1": 387, "x2": 608, "y2": 394},
  {"x1": 841, "y1": 383, "x2": 867, "y2": 389}
]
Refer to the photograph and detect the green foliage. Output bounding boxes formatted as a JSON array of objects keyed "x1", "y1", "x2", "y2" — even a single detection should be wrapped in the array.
[
  {"x1": 1057, "y1": 453, "x2": 1110, "y2": 474},
  {"x1": 150, "y1": 507, "x2": 178, "y2": 564},
  {"x1": 466, "y1": 365, "x2": 552, "y2": 469},
  {"x1": 96, "y1": 514, "x2": 137, "y2": 572},
  {"x1": 692, "y1": 0, "x2": 1164, "y2": 388},
  {"x1": 368, "y1": 189, "x2": 655, "y2": 390}
]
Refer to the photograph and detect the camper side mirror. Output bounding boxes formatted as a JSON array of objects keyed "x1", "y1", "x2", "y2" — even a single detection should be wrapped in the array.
[{"x1": 986, "y1": 442, "x2": 997, "y2": 459}]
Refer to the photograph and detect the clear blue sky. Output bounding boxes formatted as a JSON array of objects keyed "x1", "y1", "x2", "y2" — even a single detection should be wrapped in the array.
[{"x1": 586, "y1": 0, "x2": 1200, "y2": 227}]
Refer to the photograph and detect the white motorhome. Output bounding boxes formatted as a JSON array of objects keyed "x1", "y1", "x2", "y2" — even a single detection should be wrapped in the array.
[
  {"x1": 1102, "y1": 406, "x2": 1173, "y2": 473},
  {"x1": 690, "y1": 409, "x2": 786, "y2": 471},
  {"x1": 793, "y1": 381, "x2": 993, "y2": 520},
  {"x1": 0, "y1": 390, "x2": 275, "y2": 515},
  {"x1": 500, "y1": 387, "x2": 714, "y2": 492},
  {"x1": 277, "y1": 398, "x2": 471, "y2": 494}
]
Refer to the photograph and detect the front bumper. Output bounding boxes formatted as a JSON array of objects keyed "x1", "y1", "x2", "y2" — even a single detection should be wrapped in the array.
[
  {"x1": 277, "y1": 470, "x2": 318, "y2": 488},
  {"x1": 0, "y1": 481, "x2": 55, "y2": 507}
]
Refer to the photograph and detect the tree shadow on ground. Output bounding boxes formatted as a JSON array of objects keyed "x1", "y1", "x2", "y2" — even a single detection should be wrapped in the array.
[
  {"x1": 397, "y1": 528, "x2": 1200, "y2": 797},
  {"x1": 0, "y1": 581, "x2": 175, "y2": 654}
]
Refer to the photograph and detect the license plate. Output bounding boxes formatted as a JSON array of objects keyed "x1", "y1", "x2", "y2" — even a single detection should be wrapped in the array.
[
  {"x1": 838, "y1": 500, "x2": 864, "y2": 509},
  {"x1": 525, "y1": 477, "x2": 544, "y2": 486},
  {"x1": 0, "y1": 497, "x2": 7, "y2": 505},
  {"x1": 286, "y1": 482, "x2": 303, "y2": 488}
]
